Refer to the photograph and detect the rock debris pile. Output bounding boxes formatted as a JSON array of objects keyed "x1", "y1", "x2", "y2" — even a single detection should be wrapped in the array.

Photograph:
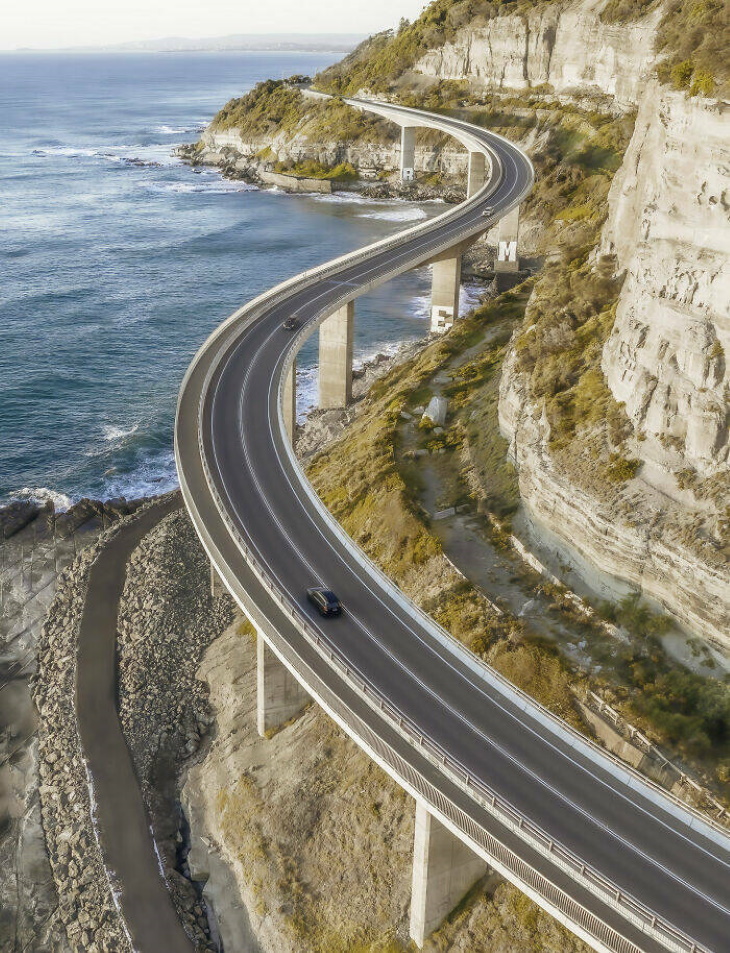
[
  {"x1": 117, "y1": 509, "x2": 235, "y2": 951},
  {"x1": 32, "y1": 528, "x2": 132, "y2": 953}
]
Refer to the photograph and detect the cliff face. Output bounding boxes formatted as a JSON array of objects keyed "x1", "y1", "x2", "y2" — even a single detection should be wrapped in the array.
[
  {"x1": 601, "y1": 82, "x2": 730, "y2": 476},
  {"x1": 499, "y1": 348, "x2": 730, "y2": 648},
  {"x1": 500, "y1": 79, "x2": 730, "y2": 650},
  {"x1": 197, "y1": 126, "x2": 468, "y2": 179},
  {"x1": 414, "y1": 0, "x2": 663, "y2": 107}
]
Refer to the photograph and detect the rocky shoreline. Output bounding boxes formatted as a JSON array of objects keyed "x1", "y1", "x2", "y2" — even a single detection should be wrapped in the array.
[
  {"x1": 176, "y1": 141, "x2": 467, "y2": 205},
  {"x1": 0, "y1": 496, "x2": 145, "y2": 952},
  {"x1": 3, "y1": 307, "x2": 727, "y2": 951}
]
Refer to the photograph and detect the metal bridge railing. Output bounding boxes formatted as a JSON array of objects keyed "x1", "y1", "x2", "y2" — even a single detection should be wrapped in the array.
[{"x1": 177, "y1": 100, "x2": 719, "y2": 953}]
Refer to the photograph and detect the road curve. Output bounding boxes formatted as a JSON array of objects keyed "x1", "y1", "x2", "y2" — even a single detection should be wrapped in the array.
[{"x1": 175, "y1": 98, "x2": 730, "y2": 953}]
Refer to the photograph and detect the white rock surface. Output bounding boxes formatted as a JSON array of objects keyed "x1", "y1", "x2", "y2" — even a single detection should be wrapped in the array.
[
  {"x1": 601, "y1": 82, "x2": 730, "y2": 475},
  {"x1": 415, "y1": 0, "x2": 663, "y2": 108},
  {"x1": 423, "y1": 395, "x2": 449, "y2": 426}
]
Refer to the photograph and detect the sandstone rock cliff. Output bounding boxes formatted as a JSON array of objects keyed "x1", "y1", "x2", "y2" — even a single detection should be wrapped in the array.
[
  {"x1": 500, "y1": 79, "x2": 730, "y2": 650},
  {"x1": 197, "y1": 125, "x2": 468, "y2": 181},
  {"x1": 413, "y1": 0, "x2": 663, "y2": 108},
  {"x1": 601, "y1": 82, "x2": 730, "y2": 477}
]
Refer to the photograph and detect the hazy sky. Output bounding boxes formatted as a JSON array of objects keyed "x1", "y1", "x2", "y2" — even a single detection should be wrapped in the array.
[{"x1": 1, "y1": 0, "x2": 429, "y2": 51}]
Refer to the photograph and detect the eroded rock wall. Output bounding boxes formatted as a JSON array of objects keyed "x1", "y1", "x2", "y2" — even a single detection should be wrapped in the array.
[
  {"x1": 415, "y1": 0, "x2": 663, "y2": 108},
  {"x1": 601, "y1": 82, "x2": 730, "y2": 476},
  {"x1": 197, "y1": 126, "x2": 468, "y2": 179},
  {"x1": 500, "y1": 81, "x2": 730, "y2": 650}
]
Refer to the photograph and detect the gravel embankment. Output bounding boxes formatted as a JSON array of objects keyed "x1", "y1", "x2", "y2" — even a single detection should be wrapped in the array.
[{"x1": 117, "y1": 509, "x2": 235, "y2": 951}]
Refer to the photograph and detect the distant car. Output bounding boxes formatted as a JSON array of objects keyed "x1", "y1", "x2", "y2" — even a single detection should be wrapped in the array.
[
  {"x1": 482, "y1": 206, "x2": 495, "y2": 217},
  {"x1": 306, "y1": 587, "x2": 343, "y2": 617},
  {"x1": 283, "y1": 316, "x2": 300, "y2": 331}
]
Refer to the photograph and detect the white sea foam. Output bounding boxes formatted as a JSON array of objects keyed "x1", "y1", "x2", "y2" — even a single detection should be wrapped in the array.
[
  {"x1": 358, "y1": 208, "x2": 428, "y2": 222},
  {"x1": 99, "y1": 450, "x2": 180, "y2": 502},
  {"x1": 11, "y1": 487, "x2": 74, "y2": 511},
  {"x1": 153, "y1": 123, "x2": 204, "y2": 135},
  {"x1": 32, "y1": 146, "x2": 100, "y2": 159},
  {"x1": 31, "y1": 143, "x2": 182, "y2": 168},
  {"x1": 102, "y1": 423, "x2": 139, "y2": 442},
  {"x1": 142, "y1": 179, "x2": 258, "y2": 195}
]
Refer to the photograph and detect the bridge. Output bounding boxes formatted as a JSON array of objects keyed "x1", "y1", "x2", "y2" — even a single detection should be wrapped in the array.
[{"x1": 175, "y1": 97, "x2": 730, "y2": 953}]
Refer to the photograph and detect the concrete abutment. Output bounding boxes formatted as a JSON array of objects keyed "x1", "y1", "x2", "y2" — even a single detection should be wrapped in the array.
[
  {"x1": 410, "y1": 801, "x2": 490, "y2": 947},
  {"x1": 256, "y1": 632, "x2": 311, "y2": 737},
  {"x1": 319, "y1": 301, "x2": 354, "y2": 410}
]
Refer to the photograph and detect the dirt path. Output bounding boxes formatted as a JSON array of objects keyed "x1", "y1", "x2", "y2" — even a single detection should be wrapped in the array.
[{"x1": 75, "y1": 496, "x2": 195, "y2": 953}]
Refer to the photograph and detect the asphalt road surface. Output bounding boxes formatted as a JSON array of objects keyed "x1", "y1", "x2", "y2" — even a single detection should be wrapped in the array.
[
  {"x1": 177, "y1": 101, "x2": 730, "y2": 952},
  {"x1": 75, "y1": 496, "x2": 193, "y2": 953}
]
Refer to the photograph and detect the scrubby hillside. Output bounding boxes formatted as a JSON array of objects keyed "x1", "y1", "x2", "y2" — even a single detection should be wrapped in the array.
[{"x1": 315, "y1": 0, "x2": 729, "y2": 99}]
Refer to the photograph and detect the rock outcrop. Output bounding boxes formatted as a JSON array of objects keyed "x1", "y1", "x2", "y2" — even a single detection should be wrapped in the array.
[
  {"x1": 414, "y1": 0, "x2": 663, "y2": 108},
  {"x1": 499, "y1": 79, "x2": 730, "y2": 651},
  {"x1": 601, "y1": 82, "x2": 730, "y2": 476},
  {"x1": 194, "y1": 126, "x2": 470, "y2": 184}
]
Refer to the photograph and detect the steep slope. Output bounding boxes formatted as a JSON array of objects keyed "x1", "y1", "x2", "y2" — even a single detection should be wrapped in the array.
[{"x1": 314, "y1": 0, "x2": 730, "y2": 647}]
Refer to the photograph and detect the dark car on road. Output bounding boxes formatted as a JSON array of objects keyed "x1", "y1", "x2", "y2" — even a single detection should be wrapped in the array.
[
  {"x1": 282, "y1": 315, "x2": 300, "y2": 331},
  {"x1": 306, "y1": 587, "x2": 342, "y2": 617}
]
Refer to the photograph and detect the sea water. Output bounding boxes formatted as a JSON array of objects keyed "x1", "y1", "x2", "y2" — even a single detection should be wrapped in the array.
[{"x1": 0, "y1": 52, "x2": 478, "y2": 507}]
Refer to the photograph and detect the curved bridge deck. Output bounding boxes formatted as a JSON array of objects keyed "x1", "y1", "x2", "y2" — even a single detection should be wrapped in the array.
[{"x1": 176, "y1": 98, "x2": 730, "y2": 953}]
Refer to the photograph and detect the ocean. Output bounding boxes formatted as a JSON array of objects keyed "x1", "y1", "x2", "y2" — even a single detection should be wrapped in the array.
[{"x1": 0, "y1": 52, "x2": 478, "y2": 509}]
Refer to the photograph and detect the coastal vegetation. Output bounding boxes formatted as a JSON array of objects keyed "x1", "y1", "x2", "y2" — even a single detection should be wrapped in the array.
[
  {"x1": 312, "y1": 0, "x2": 729, "y2": 98},
  {"x1": 274, "y1": 159, "x2": 359, "y2": 181},
  {"x1": 210, "y1": 79, "x2": 393, "y2": 146},
  {"x1": 655, "y1": 0, "x2": 729, "y2": 96}
]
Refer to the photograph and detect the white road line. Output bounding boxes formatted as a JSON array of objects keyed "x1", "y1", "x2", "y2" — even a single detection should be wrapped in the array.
[
  {"x1": 190, "y1": 105, "x2": 727, "y2": 951},
  {"x1": 207, "y1": 252, "x2": 730, "y2": 922}
]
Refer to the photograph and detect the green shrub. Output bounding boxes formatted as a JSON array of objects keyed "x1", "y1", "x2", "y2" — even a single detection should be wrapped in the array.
[
  {"x1": 690, "y1": 68, "x2": 716, "y2": 96},
  {"x1": 669, "y1": 59, "x2": 695, "y2": 89},
  {"x1": 600, "y1": 0, "x2": 658, "y2": 21},
  {"x1": 657, "y1": 0, "x2": 728, "y2": 97},
  {"x1": 605, "y1": 453, "x2": 642, "y2": 482}
]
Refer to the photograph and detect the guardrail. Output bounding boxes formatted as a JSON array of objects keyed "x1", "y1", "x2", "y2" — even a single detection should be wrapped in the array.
[
  {"x1": 177, "y1": 97, "x2": 723, "y2": 953},
  {"x1": 193, "y1": 404, "x2": 710, "y2": 953}
]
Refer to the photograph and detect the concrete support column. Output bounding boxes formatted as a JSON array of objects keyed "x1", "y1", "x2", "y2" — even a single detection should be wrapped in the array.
[
  {"x1": 401, "y1": 126, "x2": 416, "y2": 182},
  {"x1": 256, "y1": 633, "x2": 310, "y2": 737},
  {"x1": 430, "y1": 252, "x2": 462, "y2": 334},
  {"x1": 319, "y1": 301, "x2": 354, "y2": 409},
  {"x1": 282, "y1": 359, "x2": 296, "y2": 443},
  {"x1": 467, "y1": 151, "x2": 487, "y2": 198},
  {"x1": 410, "y1": 802, "x2": 488, "y2": 947},
  {"x1": 495, "y1": 205, "x2": 520, "y2": 273}
]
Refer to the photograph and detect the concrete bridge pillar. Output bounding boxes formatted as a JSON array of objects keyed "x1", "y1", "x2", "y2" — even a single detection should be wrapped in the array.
[
  {"x1": 282, "y1": 359, "x2": 297, "y2": 442},
  {"x1": 495, "y1": 205, "x2": 520, "y2": 273},
  {"x1": 319, "y1": 301, "x2": 354, "y2": 409},
  {"x1": 467, "y1": 151, "x2": 487, "y2": 198},
  {"x1": 401, "y1": 126, "x2": 416, "y2": 182},
  {"x1": 257, "y1": 633, "x2": 310, "y2": 737},
  {"x1": 430, "y1": 250, "x2": 462, "y2": 334},
  {"x1": 410, "y1": 801, "x2": 489, "y2": 947}
]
